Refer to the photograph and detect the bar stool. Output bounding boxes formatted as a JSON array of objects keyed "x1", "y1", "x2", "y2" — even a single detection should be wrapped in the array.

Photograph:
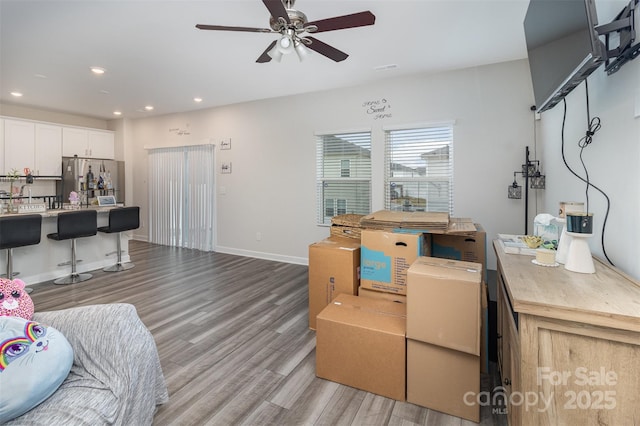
[
  {"x1": 98, "y1": 206, "x2": 140, "y2": 272},
  {"x1": 0, "y1": 214, "x2": 42, "y2": 293},
  {"x1": 47, "y1": 210, "x2": 97, "y2": 285}
]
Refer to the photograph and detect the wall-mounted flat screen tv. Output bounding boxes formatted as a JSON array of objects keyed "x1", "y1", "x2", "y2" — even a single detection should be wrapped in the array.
[{"x1": 524, "y1": 0, "x2": 606, "y2": 112}]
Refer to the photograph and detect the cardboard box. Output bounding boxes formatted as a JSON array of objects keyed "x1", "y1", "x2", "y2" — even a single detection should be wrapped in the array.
[
  {"x1": 360, "y1": 230, "x2": 425, "y2": 295},
  {"x1": 406, "y1": 257, "x2": 482, "y2": 355},
  {"x1": 481, "y1": 281, "x2": 488, "y2": 374},
  {"x1": 407, "y1": 339, "x2": 480, "y2": 423},
  {"x1": 431, "y1": 223, "x2": 486, "y2": 280},
  {"x1": 358, "y1": 286, "x2": 406, "y2": 304},
  {"x1": 316, "y1": 294, "x2": 406, "y2": 401},
  {"x1": 308, "y1": 237, "x2": 361, "y2": 330}
]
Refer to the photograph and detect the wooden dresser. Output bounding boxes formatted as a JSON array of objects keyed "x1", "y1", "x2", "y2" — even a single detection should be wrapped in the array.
[{"x1": 494, "y1": 241, "x2": 640, "y2": 425}]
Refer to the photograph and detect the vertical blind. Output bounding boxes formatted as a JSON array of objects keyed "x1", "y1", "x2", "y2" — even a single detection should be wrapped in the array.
[
  {"x1": 384, "y1": 124, "x2": 454, "y2": 214},
  {"x1": 316, "y1": 131, "x2": 372, "y2": 224},
  {"x1": 148, "y1": 144, "x2": 215, "y2": 251}
]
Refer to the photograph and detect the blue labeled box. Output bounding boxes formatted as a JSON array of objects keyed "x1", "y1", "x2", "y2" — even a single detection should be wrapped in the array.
[{"x1": 360, "y1": 229, "x2": 427, "y2": 295}]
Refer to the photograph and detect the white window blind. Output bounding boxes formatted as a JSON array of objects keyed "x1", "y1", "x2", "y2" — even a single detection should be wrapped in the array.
[
  {"x1": 316, "y1": 131, "x2": 371, "y2": 225},
  {"x1": 384, "y1": 124, "x2": 454, "y2": 214}
]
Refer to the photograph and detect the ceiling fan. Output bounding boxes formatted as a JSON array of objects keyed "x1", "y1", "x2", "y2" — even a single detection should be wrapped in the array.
[{"x1": 196, "y1": 0, "x2": 376, "y2": 63}]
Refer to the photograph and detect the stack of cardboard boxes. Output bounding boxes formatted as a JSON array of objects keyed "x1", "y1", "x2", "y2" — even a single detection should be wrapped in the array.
[
  {"x1": 309, "y1": 216, "x2": 486, "y2": 422},
  {"x1": 406, "y1": 257, "x2": 482, "y2": 422}
]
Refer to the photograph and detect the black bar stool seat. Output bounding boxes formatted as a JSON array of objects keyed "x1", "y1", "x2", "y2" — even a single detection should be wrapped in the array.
[
  {"x1": 47, "y1": 210, "x2": 97, "y2": 285},
  {"x1": 98, "y1": 206, "x2": 140, "y2": 272},
  {"x1": 0, "y1": 214, "x2": 42, "y2": 288}
]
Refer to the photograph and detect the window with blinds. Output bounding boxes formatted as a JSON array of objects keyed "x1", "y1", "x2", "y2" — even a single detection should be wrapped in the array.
[
  {"x1": 384, "y1": 124, "x2": 454, "y2": 214},
  {"x1": 316, "y1": 131, "x2": 372, "y2": 225}
]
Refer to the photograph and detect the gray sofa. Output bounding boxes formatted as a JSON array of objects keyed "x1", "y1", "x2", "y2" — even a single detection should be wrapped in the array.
[{"x1": 6, "y1": 303, "x2": 168, "y2": 425}]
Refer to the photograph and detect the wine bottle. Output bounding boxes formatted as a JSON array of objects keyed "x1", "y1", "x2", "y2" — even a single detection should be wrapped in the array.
[{"x1": 86, "y1": 165, "x2": 95, "y2": 198}]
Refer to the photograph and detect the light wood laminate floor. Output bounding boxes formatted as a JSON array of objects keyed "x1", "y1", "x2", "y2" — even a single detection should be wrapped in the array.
[{"x1": 30, "y1": 240, "x2": 506, "y2": 426}]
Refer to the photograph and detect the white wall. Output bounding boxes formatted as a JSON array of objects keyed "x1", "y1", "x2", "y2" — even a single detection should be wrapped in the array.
[
  {"x1": 538, "y1": 3, "x2": 640, "y2": 280},
  {"x1": 0, "y1": 103, "x2": 108, "y2": 129},
  {"x1": 127, "y1": 59, "x2": 536, "y2": 269}
]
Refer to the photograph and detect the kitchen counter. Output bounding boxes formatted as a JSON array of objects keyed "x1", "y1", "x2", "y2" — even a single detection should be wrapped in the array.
[
  {"x1": 1, "y1": 204, "x2": 123, "y2": 217},
  {"x1": 0, "y1": 206, "x2": 131, "y2": 285}
]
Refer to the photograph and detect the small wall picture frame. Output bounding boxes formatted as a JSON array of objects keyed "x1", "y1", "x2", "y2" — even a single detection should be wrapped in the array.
[
  {"x1": 221, "y1": 162, "x2": 232, "y2": 174},
  {"x1": 220, "y1": 139, "x2": 231, "y2": 150}
]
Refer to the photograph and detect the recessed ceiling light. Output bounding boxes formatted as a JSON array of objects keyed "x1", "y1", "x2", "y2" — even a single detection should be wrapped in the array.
[
  {"x1": 10, "y1": 91, "x2": 23, "y2": 97},
  {"x1": 194, "y1": 97, "x2": 203, "y2": 103},
  {"x1": 144, "y1": 105, "x2": 154, "y2": 111},
  {"x1": 113, "y1": 111, "x2": 122, "y2": 116},
  {"x1": 90, "y1": 67, "x2": 106, "y2": 75}
]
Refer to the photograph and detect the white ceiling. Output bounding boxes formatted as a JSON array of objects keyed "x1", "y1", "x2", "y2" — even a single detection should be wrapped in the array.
[{"x1": 0, "y1": 0, "x2": 530, "y2": 120}]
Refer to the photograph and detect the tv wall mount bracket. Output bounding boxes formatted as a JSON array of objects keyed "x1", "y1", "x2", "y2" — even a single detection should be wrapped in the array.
[{"x1": 595, "y1": 0, "x2": 639, "y2": 75}]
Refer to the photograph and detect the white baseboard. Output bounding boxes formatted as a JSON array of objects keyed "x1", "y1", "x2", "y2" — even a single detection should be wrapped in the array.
[
  {"x1": 128, "y1": 237, "x2": 309, "y2": 266},
  {"x1": 214, "y1": 245, "x2": 308, "y2": 266}
]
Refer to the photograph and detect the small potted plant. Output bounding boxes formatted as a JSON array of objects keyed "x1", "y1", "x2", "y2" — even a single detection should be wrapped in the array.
[{"x1": 6, "y1": 169, "x2": 21, "y2": 213}]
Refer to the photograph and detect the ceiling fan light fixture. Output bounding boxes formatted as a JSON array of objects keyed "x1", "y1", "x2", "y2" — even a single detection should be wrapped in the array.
[
  {"x1": 277, "y1": 31, "x2": 295, "y2": 55},
  {"x1": 267, "y1": 44, "x2": 284, "y2": 62},
  {"x1": 294, "y1": 40, "x2": 309, "y2": 61}
]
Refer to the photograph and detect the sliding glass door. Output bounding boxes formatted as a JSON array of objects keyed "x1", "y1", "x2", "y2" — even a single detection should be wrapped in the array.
[{"x1": 148, "y1": 144, "x2": 215, "y2": 251}]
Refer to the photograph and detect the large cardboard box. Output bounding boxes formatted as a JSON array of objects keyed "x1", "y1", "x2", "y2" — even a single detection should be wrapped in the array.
[
  {"x1": 360, "y1": 230, "x2": 425, "y2": 295},
  {"x1": 431, "y1": 224, "x2": 486, "y2": 280},
  {"x1": 358, "y1": 286, "x2": 406, "y2": 304},
  {"x1": 308, "y1": 237, "x2": 361, "y2": 330},
  {"x1": 407, "y1": 257, "x2": 482, "y2": 355},
  {"x1": 407, "y1": 339, "x2": 480, "y2": 423},
  {"x1": 316, "y1": 294, "x2": 406, "y2": 401}
]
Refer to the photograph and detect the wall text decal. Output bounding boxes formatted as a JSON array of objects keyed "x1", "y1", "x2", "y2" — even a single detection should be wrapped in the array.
[{"x1": 362, "y1": 98, "x2": 392, "y2": 120}]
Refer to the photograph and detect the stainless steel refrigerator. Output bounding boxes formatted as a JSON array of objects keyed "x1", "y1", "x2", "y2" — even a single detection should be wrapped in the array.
[{"x1": 58, "y1": 156, "x2": 125, "y2": 205}]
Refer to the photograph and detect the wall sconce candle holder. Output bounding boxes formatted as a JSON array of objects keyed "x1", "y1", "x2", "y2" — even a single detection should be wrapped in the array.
[
  {"x1": 508, "y1": 173, "x2": 522, "y2": 199},
  {"x1": 530, "y1": 170, "x2": 546, "y2": 189}
]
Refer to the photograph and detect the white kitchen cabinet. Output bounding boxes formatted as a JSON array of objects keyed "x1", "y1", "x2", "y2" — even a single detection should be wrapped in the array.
[
  {"x1": 62, "y1": 127, "x2": 88, "y2": 157},
  {"x1": 62, "y1": 127, "x2": 114, "y2": 159},
  {"x1": 88, "y1": 130, "x2": 115, "y2": 159},
  {"x1": 3, "y1": 119, "x2": 63, "y2": 177},
  {"x1": 4, "y1": 119, "x2": 36, "y2": 174},
  {"x1": 35, "y1": 123, "x2": 63, "y2": 176}
]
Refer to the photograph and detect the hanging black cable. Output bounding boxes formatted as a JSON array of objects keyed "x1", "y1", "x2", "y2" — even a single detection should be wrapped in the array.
[{"x1": 560, "y1": 85, "x2": 614, "y2": 266}]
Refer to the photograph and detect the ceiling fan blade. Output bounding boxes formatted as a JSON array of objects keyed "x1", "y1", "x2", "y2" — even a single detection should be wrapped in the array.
[
  {"x1": 262, "y1": 0, "x2": 291, "y2": 24},
  {"x1": 304, "y1": 36, "x2": 348, "y2": 62},
  {"x1": 306, "y1": 11, "x2": 375, "y2": 33},
  {"x1": 196, "y1": 24, "x2": 273, "y2": 33},
  {"x1": 256, "y1": 40, "x2": 277, "y2": 63}
]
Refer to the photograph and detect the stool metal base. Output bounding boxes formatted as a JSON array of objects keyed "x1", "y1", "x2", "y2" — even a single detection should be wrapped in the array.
[
  {"x1": 104, "y1": 262, "x2": 135, "y2": 272},
  {"x1": 54, "y1": 273, "x2": 92, "y2": 285}
]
